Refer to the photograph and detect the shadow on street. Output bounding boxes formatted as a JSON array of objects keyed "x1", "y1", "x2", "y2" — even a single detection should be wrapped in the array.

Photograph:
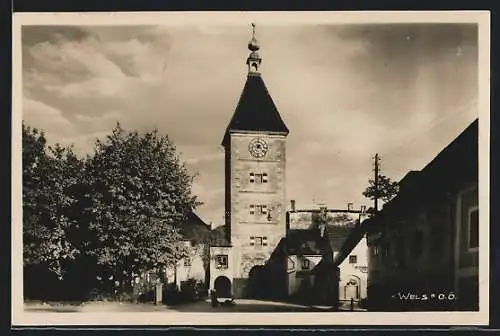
[{"x1": 24, "y1": 299, "x2": 336, "y2": 313}]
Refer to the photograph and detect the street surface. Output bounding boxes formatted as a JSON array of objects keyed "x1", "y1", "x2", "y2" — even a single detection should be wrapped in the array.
[{"x1": 24, "y1": 299, "x2": 345, "y2": 313}]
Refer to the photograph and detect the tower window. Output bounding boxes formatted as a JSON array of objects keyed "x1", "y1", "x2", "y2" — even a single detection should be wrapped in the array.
[
  {"x1": 250, "y1": 236, "x2": 268, "y2": 247},
  {"x1": 254, "y1": 237, "x2": 262, "y2": 246},
  {"x1": 250, "y1": 172, "x2": 268, "y2": 184},
  {"x1": 250, "y1": 204, "x2": 267, "y2": 216}
]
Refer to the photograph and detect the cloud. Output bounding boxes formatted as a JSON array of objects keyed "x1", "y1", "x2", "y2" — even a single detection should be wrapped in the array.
[
  {"x1": 22, "y1": 97, "x2": 77, "y2": 138},
  {"x1": 20, "y1": 23, "x2": 479, "y2": 225}
]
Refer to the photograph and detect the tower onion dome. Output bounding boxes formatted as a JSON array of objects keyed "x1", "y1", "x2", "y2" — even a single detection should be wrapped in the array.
[{"x1": 248, "y1": 23, "x2": 260, "y2": 52}]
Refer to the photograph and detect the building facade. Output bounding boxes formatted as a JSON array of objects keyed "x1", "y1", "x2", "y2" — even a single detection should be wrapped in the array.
[
  {"x1": 364, "y1": 119, "x2": 479, "y2": 311},
  {"x1": 337, "y1": 236, "x2": 368, "y2": 304}
]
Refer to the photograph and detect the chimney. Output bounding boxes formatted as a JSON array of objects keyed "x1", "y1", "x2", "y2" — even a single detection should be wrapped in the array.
[{"x1": 290, "y1": 200, "x2": 296, "y2": 212}]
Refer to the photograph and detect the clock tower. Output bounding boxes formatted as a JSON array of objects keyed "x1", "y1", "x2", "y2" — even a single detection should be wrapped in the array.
[{"x1": 217, "y1": 24, "x2": 290, "y2": 298}]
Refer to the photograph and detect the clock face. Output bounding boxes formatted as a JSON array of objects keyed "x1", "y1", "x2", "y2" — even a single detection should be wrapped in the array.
[{"x1": 248, "y1": 137, "x2": 268, "y2": 158}]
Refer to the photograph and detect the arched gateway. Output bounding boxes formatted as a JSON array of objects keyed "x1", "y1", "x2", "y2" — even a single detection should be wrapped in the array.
[{"x1": 214, "y1": 276, "x2": 232, "y2": 298}]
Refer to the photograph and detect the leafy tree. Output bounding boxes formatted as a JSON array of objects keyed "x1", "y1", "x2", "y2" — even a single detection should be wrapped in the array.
[
  {"x1": 362, "y1": 174, "x2": 399, "y2": 206},
  {"x1": 22, "y1": 122, "x2": 82, "y2": 278},
  {"x1": 85, "y1": 124, "x2": 200, "y2": 291}
]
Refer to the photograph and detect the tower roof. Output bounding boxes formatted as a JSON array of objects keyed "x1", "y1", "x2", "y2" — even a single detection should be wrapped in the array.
[
  {"x1": 222, "y1": 75, "x2": 289, "y2": 145},
  {"x1": 222, "y1": 24, "x2": 289, "y2": 146}
]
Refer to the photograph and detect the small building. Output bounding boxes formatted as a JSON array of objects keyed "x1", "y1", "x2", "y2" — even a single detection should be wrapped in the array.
[
  {"x1": 266, "y1": 226, "x2": 338, "y2": 305},
  {"x1": 165, "y1": 212, "x2": 212, "y2": 290},
  {"x1": 337, "y1": 235, "x2": 368, "y2": 305},
  {"x1": 134, "y1": 211, "x2": 212, "y2": 298}
]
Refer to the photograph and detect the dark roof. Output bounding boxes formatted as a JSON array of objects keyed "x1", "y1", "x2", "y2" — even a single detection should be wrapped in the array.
[
  {"x1": 384, "y1": 118, "x2": 478, "y2": 215},
  {"x1": 284, "y1": 229, "x2": 331, "y2": 255},
  {"x1": 222, "y1": 75, "x2": 289, "y2": 145},
  {"x1": 333, "y1": 223, "x2": 366, "y2": 266},
  {"x1": 209, "y1": 225, "x2": 230, "y2": 247},
  {"x1": 326, "y1": 224, "x2": 355, "y2": 252},
  {"x1": 420, "y1": 118, "x2": 478, "y2": 188},
  {"x1": 180, "y1": 212, "x2": 212, "y2": 243},
  {"x1": 333, "y1": 118, "x2": 478, "y2": 266}
]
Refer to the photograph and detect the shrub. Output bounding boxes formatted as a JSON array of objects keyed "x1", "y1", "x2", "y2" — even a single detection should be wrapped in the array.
[
  {"x1": 180, "y1": 279, "x2": 206, "y2": 301},
  {"x1": 86, "y1": 288, "x2": 109, "y2": 302},
  {"x1": 137, "y1": 290, "x2": 155, "y2": 303},
  {"x1": 163, "y1": 283, "x2": 182, "y2": 305}
]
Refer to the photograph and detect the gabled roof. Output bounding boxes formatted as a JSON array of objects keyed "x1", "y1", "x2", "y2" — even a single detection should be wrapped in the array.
[
  {"x1": 209, "y1": 225, "x2": 230, "y2": 247},
  {"x1": 285, "y1": 229, "x2": 330, "y2": 255},
  {"x1": 325, "y1": 224, "x2": 355, "y2": 253},
  {"x1": 222, "y1": 75, "x2": 289, "y2": 146},
  {"x1": 333, "y1": 223, "x2": 367, "y2": 266},
  {"x1": 180, "y1": 211, "x2": 212, "y2": 243},
  {"x1": 333, "y1": 118, "x2": 479, "y2": 266}
]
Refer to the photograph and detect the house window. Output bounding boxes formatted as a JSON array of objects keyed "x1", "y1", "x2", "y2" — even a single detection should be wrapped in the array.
[
  {"x1": 250, "y1": 204, "x2": 267, "y2": 216},
  {"x1": 349, "y1": 255, "x2": 358, "y2": 264},
  {"x1": 250, "y1": 236, "x2": 268, "y2": 247},
  {"x1": 302, "y1": 258, "x2": 311, "y2": 270},
  {"x1": 373, "y1": 246, "x2": 380, "y2": 256},
  {"x1": 250, "y1": 172, "x2": 268, "y2": 184},
  {"x1": 384, "y1": 242, "x2": 390, "y2": 258},
  {"x1": 215, "y1": 254, "x2": 228, "y2": 269},
  {"x1": 184, "y1": 257, "x2": 192, "y2": 267},
  {"x1": 468, "y1": 207, "x2": 479, "y2": 250}
]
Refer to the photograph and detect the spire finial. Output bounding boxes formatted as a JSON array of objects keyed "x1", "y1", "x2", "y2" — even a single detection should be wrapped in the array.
[
  {"x1": 246, "y1": 23, "x2": 262, "y2": 75},
  {"x1": 248, "y1": 23, "x2": 260, "y2": 52}
]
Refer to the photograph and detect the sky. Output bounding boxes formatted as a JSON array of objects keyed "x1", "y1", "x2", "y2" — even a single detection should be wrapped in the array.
[{"x1": 21, "y1": 22, "x2": 479, "y2": 227}]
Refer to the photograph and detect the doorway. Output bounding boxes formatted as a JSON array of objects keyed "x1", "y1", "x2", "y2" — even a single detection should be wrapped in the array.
[
  {"x1": 214, "y1": 276, "x2": 232, "y2": 298},
  {"x1": 344, "y1": 278, "x2": 360, "y2": 300}
]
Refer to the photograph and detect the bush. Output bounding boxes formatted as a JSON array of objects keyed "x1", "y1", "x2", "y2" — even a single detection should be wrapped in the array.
[
  {"x1": 137, "y1": 290, "x2": 155, "y2": 303},
  {"x1": 180, "y1": 279, "x2": 206, "y2": 302},
  {"x1": 117, "y1": 291, "x2": 137, "y2": 302},
  {"x1": 86, "y1": 288, "x2": 110, "y2": 302},
  {"x1": 163, "y1": 283, "x2": 182, "y2": 305}
]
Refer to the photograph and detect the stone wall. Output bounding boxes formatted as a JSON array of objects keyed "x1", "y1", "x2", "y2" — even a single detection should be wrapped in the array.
[{"x1": 226, "y1": 132, "x2": 288, "y2": 296}]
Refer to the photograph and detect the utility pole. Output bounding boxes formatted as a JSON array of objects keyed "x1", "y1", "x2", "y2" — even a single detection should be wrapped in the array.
[{"x1": 374, "y1": 153, "x2": 380, "y2": 213}]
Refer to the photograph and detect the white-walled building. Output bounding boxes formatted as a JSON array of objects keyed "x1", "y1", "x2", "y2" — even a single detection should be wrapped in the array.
[{"x1": 337, "y1": 235, "x2": 368, "y2": 302}]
